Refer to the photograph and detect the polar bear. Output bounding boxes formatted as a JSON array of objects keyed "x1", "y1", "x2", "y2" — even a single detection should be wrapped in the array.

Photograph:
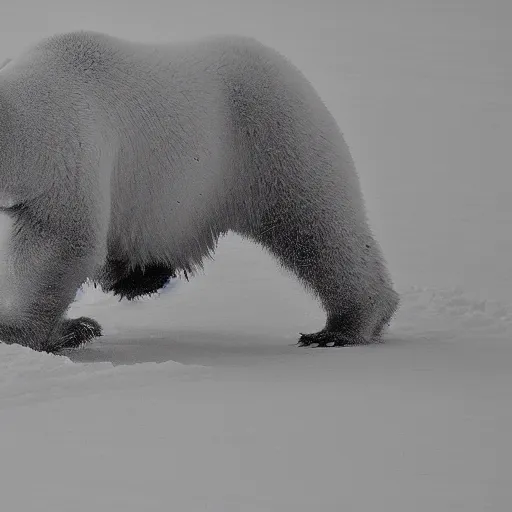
[{"x1": 0, "y1": 31, "x2": 399, "y2": 352}]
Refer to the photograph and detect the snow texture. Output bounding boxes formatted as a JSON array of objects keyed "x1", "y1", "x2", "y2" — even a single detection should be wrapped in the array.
[{"x1": 0, "y1": 1, "x2": 511, "y2": 510}]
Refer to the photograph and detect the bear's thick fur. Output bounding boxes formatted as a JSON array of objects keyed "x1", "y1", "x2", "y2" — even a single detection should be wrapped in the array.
[{"x1": 0, "y1": 31, "x2": 398, "y2": 351}]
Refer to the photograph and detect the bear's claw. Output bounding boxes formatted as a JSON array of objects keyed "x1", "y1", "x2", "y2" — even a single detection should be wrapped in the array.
[
  {"x1": 47, "y1": 317, "x2": 103, "y2": 352},
  {"x1": 298, "y1": 330, "x2": 369, "y2": 347}
]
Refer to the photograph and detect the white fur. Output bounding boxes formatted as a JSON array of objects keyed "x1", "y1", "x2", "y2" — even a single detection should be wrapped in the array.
[
  {"x1": 0, "y1": 214, "x2": 20, "y2": 315},
  {"x1": 0, "y1": 194, "x2": 16, "y2": 208},
  {"x1": 0, "y1": 31, "x2": 398, "y2": 350}
]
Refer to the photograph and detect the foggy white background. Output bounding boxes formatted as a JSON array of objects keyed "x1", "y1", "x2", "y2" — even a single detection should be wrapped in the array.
[{"x1": 0, "y1": 1, "x2": 511, "y2": 511}]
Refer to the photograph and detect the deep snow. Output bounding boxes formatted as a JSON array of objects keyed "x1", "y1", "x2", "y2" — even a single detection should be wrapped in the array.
[{"x1": 1, "y1": 1, "x2": 511, "y2": 510}]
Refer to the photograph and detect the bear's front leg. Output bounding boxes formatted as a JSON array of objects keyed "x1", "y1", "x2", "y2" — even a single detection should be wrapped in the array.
[{"x1": 0, "y1": 195, "x2": 101, "y2": 352}]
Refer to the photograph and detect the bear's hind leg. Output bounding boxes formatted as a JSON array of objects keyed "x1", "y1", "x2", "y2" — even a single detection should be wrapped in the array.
[{"x1": 239, "y1": 202, "x2": 399, "y2": 347}]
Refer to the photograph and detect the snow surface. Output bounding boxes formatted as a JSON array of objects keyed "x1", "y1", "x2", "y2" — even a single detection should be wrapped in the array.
[{"x1": 1, "y1": 1, "x2": 511, "y2": 510}]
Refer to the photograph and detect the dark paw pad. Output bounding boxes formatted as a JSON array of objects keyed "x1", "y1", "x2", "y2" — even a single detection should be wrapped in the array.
[
  {"x1": 48, "y1": 317, "x2": 103, "y2": 352},
  {"x1": 298, "y1": 330, "x2": 369, "y2": 347}
]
